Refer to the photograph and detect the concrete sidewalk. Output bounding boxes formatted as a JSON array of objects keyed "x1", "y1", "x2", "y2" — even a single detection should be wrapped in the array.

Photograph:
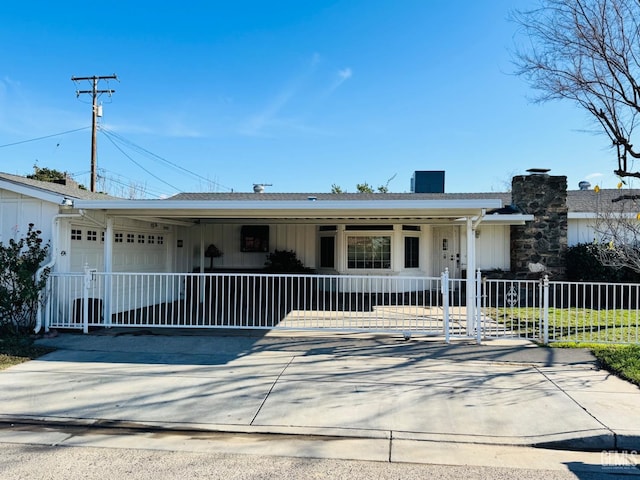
[{"x1": 0, "y1": 330, "x2": 639, "y2": 457}]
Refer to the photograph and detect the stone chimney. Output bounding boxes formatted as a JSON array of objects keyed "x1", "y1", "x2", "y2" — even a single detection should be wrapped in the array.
[{"x1": 510, "y1": 170, "x2": 568, "y2": 279}]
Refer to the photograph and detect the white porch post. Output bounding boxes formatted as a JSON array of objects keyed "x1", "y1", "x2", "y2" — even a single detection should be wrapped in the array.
[
  {"x1": 199, "y1": 225, "x2": 205, "y2": 273},
  {"x1": 104, "y1": 217, "x2": 113, "y2": 327},
  {"x1": 466, "y1": 217, "x2": 475, "y2": 336}
]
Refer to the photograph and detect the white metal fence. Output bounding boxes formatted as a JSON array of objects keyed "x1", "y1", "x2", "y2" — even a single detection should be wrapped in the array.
[
  {"x1": 44, "y1": 270, "x2": 472, "y2": 338},
  {"x1": 42, "y1": 270, "x2": 640, "y2": 344},
  {"x1": 482, "y1": 278, "x2": 640, "y2": 344}
]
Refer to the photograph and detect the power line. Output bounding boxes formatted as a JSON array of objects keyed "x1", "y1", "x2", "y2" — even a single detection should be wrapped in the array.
[
  {"x1": 99, "y1": 126, "x2": 233, "y2": 192},
  {"x1": 100, "y1": 130, "x2": 182, "y2": 193},
  {"x1": 0, "y1": 127, "x2": 91, "y2": 149}
]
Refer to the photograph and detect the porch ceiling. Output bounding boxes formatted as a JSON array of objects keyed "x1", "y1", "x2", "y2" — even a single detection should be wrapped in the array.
[{"x1": 74, "y1": 198, "x2": 504, "y2": 224}]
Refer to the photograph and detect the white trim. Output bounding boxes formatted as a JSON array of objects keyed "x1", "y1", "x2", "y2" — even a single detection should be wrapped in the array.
[
  {"x1": 568, "y1": 212, "x2": 638, "y2": 219},
  {"x1": 71, "y1": 199, "x2": 503, "y2": 221},
  {"x1": 0, "y1": 178, "x2": 65, "y2": 205},
  {"x1": 459, "y1": 214, "x2": 533, "y2": 224}
]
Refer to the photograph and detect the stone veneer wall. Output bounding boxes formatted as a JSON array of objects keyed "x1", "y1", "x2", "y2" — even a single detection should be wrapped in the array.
[{"x1": 510, "y1": 173, "x2": 568, "y2": 279}]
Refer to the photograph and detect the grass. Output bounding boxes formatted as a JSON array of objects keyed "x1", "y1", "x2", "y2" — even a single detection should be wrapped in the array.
[
  {"x1": 590, "y1": 344, "x2": 640, "y2": 386},
  {"x1": 0, "y1": 334, "x2": 55, "y2": 370},
  {"x1": 486, "y1": 306, "x2": 640, "y2": 343}
]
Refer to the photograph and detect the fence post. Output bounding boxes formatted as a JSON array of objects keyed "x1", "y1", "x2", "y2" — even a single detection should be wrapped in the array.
[
  {"x1": 542, "y1": 275, "x2": 550, "y2": 344},
  {"x1": 476, "y1": 269, "x2": 482, "y2": 345},
  {"x1": 83, "y1": 265, "x2": 92, "y2": 334},
  {"x1": 442, "y1": 268, "x2": 450, "y2": 344}
]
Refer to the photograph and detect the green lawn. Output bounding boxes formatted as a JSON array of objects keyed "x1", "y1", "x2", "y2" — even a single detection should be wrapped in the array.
[
  {"x1": 486, "y1": 307, "x2": 640, "y2": 343},
  {"x1": 0, "y1": 335, "x2": 55, "y2": 370},
  {"x1": 591, "y1": 344, "x2": 640, "y2": 386}
]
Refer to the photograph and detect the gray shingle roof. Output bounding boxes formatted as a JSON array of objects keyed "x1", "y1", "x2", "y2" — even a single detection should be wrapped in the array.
[
  {"x1": 169, "y1": 189, "x2": 640, "y2": 213},
  {"x1": 0, "y1": 172, "x2": 118, "y2": 200},
  {"x1": 3, "y1": 170, "x2": 637, "y2": 213},
  {"x1": 169, "y1": 191, "x2": 514, "y2": 203}
]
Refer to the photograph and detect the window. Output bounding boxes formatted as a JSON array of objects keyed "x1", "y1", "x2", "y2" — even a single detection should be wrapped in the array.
[
  {"x1": 404, "y1": 237, "x2": 420, "y2": 268},
  {"x1": 157, "y1": 236, "x2": 164, "y2": 245},
  {"x1": 101, "y1": 231, "x2": 105, "y2": 243},
  {"x1": 148, "y1": 235, "x2": 155, "y2": 244},
  {"x1": 71, "y1": 229, "x2": 82, "y2": 241},
  {"x1": 138, "y1": 234, "x2": 145, "y2": 244},
  {"x1": 115, "y1": 233, "x2": 123, "y2": 243},
  {"x1": 347, "y1": 236, "x2": 391, "y2": 269},
  {"x1": 320, "y1": 236, "x2": 335, "y2": 268},
  {"x1": 87, "y1": 230, "x2": 97, "y2": 242},
  {"x1": 241, "y1": 225, "x2": 269, "y2": 252},
  {"x1": 126, "y1": 233, "x2": 134, "y2": 243}
]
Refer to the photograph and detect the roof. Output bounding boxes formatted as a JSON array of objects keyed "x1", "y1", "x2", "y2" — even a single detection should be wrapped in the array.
[
  {"x1": 0, "y1": 172, "x2": 118, "y2": 201},
  {"x1": 2, "y1": 170, "x2": 636, "y2": 216},
  {"x1": 168, "y1": 189, "x2": 637, "y2": 214},
  {"x1": 170, "y1": 191, "x2": 514, "y2": 203}
]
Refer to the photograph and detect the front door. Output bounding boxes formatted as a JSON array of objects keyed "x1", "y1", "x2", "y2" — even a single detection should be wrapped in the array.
[{"x1": 433, "y1": 226, "x2": 460, "y2": 278}]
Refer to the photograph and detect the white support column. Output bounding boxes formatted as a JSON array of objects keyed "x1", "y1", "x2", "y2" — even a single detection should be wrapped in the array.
[
  {"x1": 442, "y1": 268, "x2": 450, "y2": 344},
  {"x1": 104, "y1": 217, "x2": 114, "y2": 327},
  {"x1": 466, "y1": 217, "x2": 475, "y2": 336},
  {"x1": 476, "y1": 268, "x2": 482, "y2": 344},
  {"x1": 199, "y1": 225, "x2": 205, "y2": 273}
]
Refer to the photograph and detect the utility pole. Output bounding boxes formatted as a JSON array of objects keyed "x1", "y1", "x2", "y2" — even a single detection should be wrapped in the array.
[{"x1": 71, "y1": 74, "x2": 117, "y2": 192}]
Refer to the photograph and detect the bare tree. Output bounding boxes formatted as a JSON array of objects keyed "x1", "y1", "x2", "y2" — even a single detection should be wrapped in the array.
[
  {"x1": 590, "y1": 187, "x2": 640, "y2": 272},
  {"x1": 514, "y1": 0, "x2": 640, "y2": 273},
  {"x1": 513, "y1": 0, "x2": 640, "y2": 183}
]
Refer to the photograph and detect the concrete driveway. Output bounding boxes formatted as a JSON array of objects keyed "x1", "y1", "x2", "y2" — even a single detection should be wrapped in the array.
[{"x1": 0, "y1": 329, "x2": 638, "y2": 456}]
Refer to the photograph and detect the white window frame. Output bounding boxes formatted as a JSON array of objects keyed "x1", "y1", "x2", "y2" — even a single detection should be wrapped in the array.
[{"x1": 345, "y1": 233, "x2": 392, "y2": 271}]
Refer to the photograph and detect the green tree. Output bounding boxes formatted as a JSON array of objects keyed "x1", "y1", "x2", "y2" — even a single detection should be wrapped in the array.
[
  {"x1": 27, "y1": 165, "x2": 68, "y2": 182},
  {"x1": 26, "y1": 165, "x2": 87, "y2": 190},
  {"x1": 356, "y1": 182, "x2": 374, "y2": 193},
  {"x1": 0, "y1": 224, "x2": 50, "y2": 334}
]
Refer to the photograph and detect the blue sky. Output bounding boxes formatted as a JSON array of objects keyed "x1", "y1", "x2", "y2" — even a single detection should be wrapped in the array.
[{"x1": 0, "y1": 0, "x2": 623, "y2": 197}]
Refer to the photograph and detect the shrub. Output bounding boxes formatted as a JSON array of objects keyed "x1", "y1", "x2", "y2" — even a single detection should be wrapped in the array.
[
  {"x1": 0, "y1": 224, "x2": 50, "y2": 334},
  {"x1": 565, "y1": 243, "x2": 640, "y2": 282},
  {"x1": 264, "y1": 250, "x2": 312, "y2": 273}
]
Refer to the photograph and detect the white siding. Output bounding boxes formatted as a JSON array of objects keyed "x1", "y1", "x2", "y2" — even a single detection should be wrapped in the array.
[
  {"x1": 568, "y1": 218, "x2": 597, "y2": 246},
  {"x1": 190, "y1": 223, "x2": 316, "y2": 271},
  {"x1": 475, "y1": 225, "x2": 510, "y2": 271},
  {"x1": 0, "y1": 188, "x2": 56, "y2": 247}
]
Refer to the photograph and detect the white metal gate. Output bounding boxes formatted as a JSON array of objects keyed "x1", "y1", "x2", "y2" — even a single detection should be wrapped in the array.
[{"x1": 44, "y1": 270, "x2": 478, "y2": 341}]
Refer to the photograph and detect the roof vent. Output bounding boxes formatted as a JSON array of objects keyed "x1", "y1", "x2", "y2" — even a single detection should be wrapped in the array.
[
  {"x1": 578, "y1": 181, "x2": 591, "y2": 190},
  {"x1": 307, "y1": 196, "x2": 317, "y2": 201},
  {"x1": 526, "y1": 168, "x2": 550, "y2": 175},
  {"x1": 253, "y1": 183, "x2": 272, "y2": 193}
]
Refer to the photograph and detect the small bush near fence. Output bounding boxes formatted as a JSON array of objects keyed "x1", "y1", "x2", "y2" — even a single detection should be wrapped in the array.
[
  {"x1": 566, "y1": 243, "x2": 640, "y2": 283},
  {"x1": 264, "y1": 250, "x2": 313, "y2": 273},
  {"x1": 0, "y1": 224, "x2": 50, "y2": 334}
]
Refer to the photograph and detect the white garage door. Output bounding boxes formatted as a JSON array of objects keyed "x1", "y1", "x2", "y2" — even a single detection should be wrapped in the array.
[{"x1": 70, "y1": 225, "x2": 169, "y2": 272}]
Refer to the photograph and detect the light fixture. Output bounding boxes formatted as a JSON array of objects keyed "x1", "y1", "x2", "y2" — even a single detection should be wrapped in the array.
[{"x1": 61, "y1": 197, "x2": 74, "y2": 207}]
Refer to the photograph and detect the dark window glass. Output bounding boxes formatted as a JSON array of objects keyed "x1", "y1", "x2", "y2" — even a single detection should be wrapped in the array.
[
  {"x1": 241, "y1": 225, "x2": 269, "y2": 252},
  {"x1": 320, "y1": 237, "x2": 335, "y2": 268},
  {"x1": 405, "y1": 237, "x2": 419, "y2": 268}
]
